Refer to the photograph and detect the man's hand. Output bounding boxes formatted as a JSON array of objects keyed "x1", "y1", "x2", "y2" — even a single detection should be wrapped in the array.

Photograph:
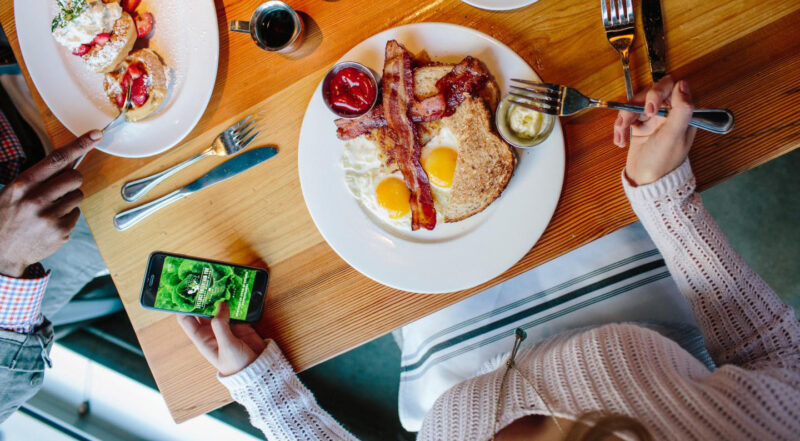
[
  {"x1": 0, "y1": 131, "x2": 102, "y2": 277},
  {"x1": 178, "y1": 303, "x2": 266, "y2": 376},
  {"x1": 614, "y1": 75, "x2": 697, "y2": 186}
]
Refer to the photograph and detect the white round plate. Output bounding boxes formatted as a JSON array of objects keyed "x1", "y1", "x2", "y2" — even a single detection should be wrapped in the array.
[
  {"x1": 14, "y1": 0, "x2": 219, "y2": 157},
  {"x1": 460, "y1": 0, "x2": 538, "y2": 11},
  {"x1": 298, "y1": 23, "x2": 564, "y2": 293}
]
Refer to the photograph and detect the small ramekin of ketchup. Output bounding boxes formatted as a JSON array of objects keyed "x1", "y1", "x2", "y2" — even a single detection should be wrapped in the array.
[{"x1": 322, "y1": 62, "x2": 379, "y2": 118}]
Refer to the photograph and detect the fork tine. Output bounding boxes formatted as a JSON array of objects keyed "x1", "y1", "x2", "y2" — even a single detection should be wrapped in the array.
[
  {"x1": 508, "y1": 86, "x2": 559, "y2": 102},
  {"x1": 235, "y1": 124, "x2": 257, "y2": 143},
  {"x1": 617, "y1": 0, "x2": 627, "y2": 23},
  {"x1": 600, "y1": 0, "x2": 609, "y2": 26},
  {"x1": 625, "y1": 0, "x2": 633, "y2": 22},
  {"x1": 239, "y1": 131, "x2": 260, "y2": 148},
  {"x1": 508, "y1": 92, "x2": 558, "y2": 108},
  {"x1": 233, "y1": 119, "x2": 256, "y2": 139},
  {"x1": 509, "y1": 99, "x2": 556, "y2": 116},
  {"x1": 609, "y1": 0, "x2": 618, "y2": 25},
  {"x1": 229, "y1": 114, "x2": 253, "y2": 132}
]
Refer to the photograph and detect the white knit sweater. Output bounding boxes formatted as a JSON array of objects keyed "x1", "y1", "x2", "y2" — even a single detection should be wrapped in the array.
[{"x1": 218, "y1": 160, "x2": 800, "y2": 440}]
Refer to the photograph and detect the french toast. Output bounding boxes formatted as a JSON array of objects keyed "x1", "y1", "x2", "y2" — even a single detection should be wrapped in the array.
[
  {"x1": 103, "y1": 48, "x2": 167, "y2": 122},
  {"x1": 412, "y1": 65, "x2": 514, "y2": 222},
  {"x1": 82, "y1": 10, "x2": 137, "y2": 73}
]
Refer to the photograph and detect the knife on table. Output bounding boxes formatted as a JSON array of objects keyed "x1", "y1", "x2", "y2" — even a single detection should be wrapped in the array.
[
  {"x1": 114, "y1": 147, "x2": 278, "y2": 231},
  {"x1": 642, "y1": 0, "x2": 667, "y2": 83}
]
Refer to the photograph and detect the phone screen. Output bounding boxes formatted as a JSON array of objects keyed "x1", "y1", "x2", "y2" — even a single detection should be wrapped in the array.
[{"x1": 153, "y1": 255, "x2": 258, "y2": 320}]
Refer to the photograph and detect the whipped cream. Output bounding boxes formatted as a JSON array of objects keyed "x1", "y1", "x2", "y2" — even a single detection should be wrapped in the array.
[{"x1": 52, "y1": 0, "x2": 122, "y2": 50}]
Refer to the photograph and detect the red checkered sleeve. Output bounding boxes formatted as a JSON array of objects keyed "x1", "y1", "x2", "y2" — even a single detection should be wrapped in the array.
[
  {"x1": 0, "y1": 109, "x2": 25, "y2": 185},
  {"x1": 0, "y1": 264, "x2": 50, "y2": 333}
]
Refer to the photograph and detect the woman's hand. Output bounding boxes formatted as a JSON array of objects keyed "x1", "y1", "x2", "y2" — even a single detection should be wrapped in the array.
[
  {"x1": 177, "y1": 303, "x2": 266, "y2": 376},
  {"x1": 614, "y1": 75, "x2": 697, "y2": 186}
]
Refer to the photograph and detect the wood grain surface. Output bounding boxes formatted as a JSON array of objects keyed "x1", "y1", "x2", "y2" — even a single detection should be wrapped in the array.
[{"x1": 3, "y1": 0, "x2": 799, "y2": 423}]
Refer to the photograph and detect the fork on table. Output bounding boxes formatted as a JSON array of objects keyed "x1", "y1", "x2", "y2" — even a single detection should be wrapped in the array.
[
  {"x1": 601, "y1": 0, "x2": 636, "y2": 101},
  {"x1": 120, "y1": 114, "x2": 260, "y2": 202},
  {"x1": 508, "y1": 80, "x2": 735, "y2": 134}
]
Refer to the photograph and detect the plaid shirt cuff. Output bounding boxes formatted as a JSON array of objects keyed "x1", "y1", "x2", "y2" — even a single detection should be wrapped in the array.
[
  {"x1": 0, "y1": 264, "x2": 50, "y2": 333},
  {"x1": 0, "y1": 109, "x2": 25, "y2": 186}
]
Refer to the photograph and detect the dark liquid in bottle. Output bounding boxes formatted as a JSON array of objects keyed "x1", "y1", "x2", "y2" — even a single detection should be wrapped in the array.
[{"x1": 255, "y1": 9, "x2": 295, "y2": 48}]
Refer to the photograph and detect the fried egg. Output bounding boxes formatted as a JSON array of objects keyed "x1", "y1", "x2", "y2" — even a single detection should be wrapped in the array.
[{"x1": 341, "y1": 127, "x2": 460, "y2": 230}]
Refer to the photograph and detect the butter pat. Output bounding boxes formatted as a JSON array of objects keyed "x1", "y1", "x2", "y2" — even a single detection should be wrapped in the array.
[{"x1": 508, "y1": 104, "x2": 543, "y2": 139}]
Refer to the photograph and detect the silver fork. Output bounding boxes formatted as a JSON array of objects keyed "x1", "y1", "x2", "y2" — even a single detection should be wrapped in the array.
[
  {"x1": 508, "y1": 80, "x2": 735, "y2": 134},
  {"x1": 73, "y1": 83, "x2": 133, "y2": 170},
  {"x1": 120, "y1": 115, "x2": 260, "y2": 202},
  {"x1": 602, "y1": 0, "x2": 636, "y2": 100}
]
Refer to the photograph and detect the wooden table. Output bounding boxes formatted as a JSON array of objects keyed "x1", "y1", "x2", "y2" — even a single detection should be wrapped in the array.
[{"x1": 3, "y1": 0, "x2": 799, "y2": 423}]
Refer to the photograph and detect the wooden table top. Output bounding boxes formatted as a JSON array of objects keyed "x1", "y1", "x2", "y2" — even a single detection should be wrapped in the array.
[{"x1": 3, "y1": 0, "x2": 799, "y2": 423}]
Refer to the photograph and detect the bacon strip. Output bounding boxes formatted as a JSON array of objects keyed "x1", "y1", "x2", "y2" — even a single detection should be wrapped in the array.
[
  {"x1": 382, "y1": 40, "x2": 436, "y2": 231},
  {"x1": 335, "y1": 56, "x2": 489, "y2": 140}
]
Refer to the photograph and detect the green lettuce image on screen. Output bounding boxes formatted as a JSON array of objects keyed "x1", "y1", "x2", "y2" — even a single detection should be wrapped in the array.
[{"x1": 154, "y1": 257, "x2": 255, "y2": 319}]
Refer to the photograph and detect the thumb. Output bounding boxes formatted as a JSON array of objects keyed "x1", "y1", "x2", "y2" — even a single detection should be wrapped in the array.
[
  {"x1": 661, "y1": 80, "x2": 694, "y2": 141},
  {"x1": 210, "y1": 303, "x2": 238, "y2": 348}
]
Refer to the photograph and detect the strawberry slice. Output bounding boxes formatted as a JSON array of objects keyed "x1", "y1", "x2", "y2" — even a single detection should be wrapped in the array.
[
  {"x1": 72, "y1": 44, "x2": 91, "y2": 56},
  {"x1": 122, "y1": 0, "x2": 141, "y2": 13},
  {"x1": 134, "y1": 12, "x2": 154, "y2": 39},
  {"x1": 117, "y1": 73, "x2": 132, "y2": 108},
  {"x1": 127, "y1": 63, "x2": 145, "y2": 80},
  {"x1": 131, "y1": 74, "x2": 149, "y2": 107},
  {"x1": 92, "y1": 33, "x2": 111, "y2": 47}
]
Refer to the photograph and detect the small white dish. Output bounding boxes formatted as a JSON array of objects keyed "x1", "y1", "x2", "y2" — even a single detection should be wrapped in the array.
[
  {"x1": 15, "y1": 0, "x2": 219, "y2": 158},
  {"x1": 460, "y1": 0, "x2": 539, "y2": 11}
]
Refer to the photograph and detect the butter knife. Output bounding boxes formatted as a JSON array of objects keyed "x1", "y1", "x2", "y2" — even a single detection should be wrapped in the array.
[
  {"x1": 642, "y1": 0, "x2": 667, "y2": 83},
  {"x1": 114, "y1": 147, "x2": 278, "y2": 231}
]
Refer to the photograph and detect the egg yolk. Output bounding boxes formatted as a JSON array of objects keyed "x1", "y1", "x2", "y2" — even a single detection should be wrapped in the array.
[
  {"x1": 422, "y1": 147, "x2": 458, "y2": 188},
  {"x1": 376, "y1": 177, "x2": 411, "y2": 219}
]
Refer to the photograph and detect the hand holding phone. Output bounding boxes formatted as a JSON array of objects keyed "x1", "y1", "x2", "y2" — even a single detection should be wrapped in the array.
[
  {"x1": 140, "y1": 252, "x2": 268, "y2": 323},
  {"x1": 177, "y1": 303, "x2": 266, "y2": 376}
]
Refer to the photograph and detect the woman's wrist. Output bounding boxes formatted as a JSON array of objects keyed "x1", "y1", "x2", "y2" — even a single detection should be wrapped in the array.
[{"x1": 623, "y1": 158, "x2": 694, "y2": 203}]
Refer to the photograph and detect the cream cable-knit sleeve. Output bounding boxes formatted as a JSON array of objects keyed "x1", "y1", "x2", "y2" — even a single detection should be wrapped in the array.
[
  {"x1": 623, "y1": 159, "x2": 800, "y2": 386},
  {"x1": 218, "y1": 340, "x2": 357, "y2": 441}
]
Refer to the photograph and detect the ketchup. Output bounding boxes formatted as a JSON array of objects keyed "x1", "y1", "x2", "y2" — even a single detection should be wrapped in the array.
[{"x1": 328, "y1": 67, "x2": 376, "y2": 115}]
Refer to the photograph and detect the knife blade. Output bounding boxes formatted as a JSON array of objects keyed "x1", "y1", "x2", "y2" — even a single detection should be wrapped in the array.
[
  {"x1": 184, "y1": 147, "x2": 277, "y2": 194},
  {"x1": 114, "y1": 147, "x2": 278, "y2": 230},
  {"x1": 642, "y1": 0, "x2": 667, "y2": 83}
]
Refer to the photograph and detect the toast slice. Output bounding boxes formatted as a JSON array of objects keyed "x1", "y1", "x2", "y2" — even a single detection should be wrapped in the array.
[
  {"x1": 412, "y1": 64, "x2": 514, "y2": 222},
  {"x1": 83, "y1": 11, "x2": 137, "y2": 73},
  {"x1": 439, "y1": 97, "x2": 515, "y2": 222}
]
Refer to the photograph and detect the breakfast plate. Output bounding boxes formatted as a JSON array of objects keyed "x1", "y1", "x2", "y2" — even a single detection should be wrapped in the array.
[
  {"x1": 298, "y1": 22, "x2": 564, "y2": 293},
  {"x1": 14, "y1": 0, "x2": 219, "y2": 157}
]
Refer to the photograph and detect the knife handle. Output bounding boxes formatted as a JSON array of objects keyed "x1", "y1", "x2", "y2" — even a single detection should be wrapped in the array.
[
  {"x1": 114, "y1": 189, "x2": 188, "y2": 231},
  {"x1": 121, "y1": 150, "x2": 211, "y2": 202},
  {"x1": 605, "y1": 102, "x2": 735, "y2": 134}
]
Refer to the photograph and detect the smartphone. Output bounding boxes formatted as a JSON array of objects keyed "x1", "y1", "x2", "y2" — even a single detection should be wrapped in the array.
[{"x1": 139, "y1": 252, "x2": 268, "y2": 323}]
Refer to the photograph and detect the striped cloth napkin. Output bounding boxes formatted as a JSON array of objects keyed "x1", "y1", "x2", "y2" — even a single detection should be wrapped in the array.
[{"x1": 397, "y1": 222, "x2": 705, "y2": 431}]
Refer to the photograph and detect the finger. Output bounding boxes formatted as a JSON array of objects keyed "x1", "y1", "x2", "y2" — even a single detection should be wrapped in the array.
[
  {"x1": 644, "y1": 75, "x2": 674, "y2": 116},
  {"x1": 177, "y1": 314, "x2": 219, "y2": 361},
  {"x1": 614, "y1": 111, "x2": 640, "y2": 147},
  {"x1": 661, "y1": 80, "x2": 695, "y2": 142},
  {"x1": 231, "y1": 324, "x2": 267, "y2": 353},
  {"x1": 48, "y1": 189, "x2": 84, "y2": 218},
  {"x1": 17, "y1": 131, "x2": 102, "y2": 186},
  {"x1": 58, "y1": 207, "x2": 81, "y2": 234},
  {"x1": 210, "y1": 303, "x2": 239, "y2": 348},
  {"x1": 35, "y1": 168, "x2": 83, "y2": 202}
]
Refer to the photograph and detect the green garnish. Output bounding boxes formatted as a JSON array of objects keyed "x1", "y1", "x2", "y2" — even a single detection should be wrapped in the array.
[{"x1": 51, "y1": 0, "x2": 88, "y2": 32}]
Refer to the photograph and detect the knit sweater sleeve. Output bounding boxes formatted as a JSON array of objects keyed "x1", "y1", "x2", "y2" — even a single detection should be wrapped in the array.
[
  {"x1": 623, "y1": 159, "x2": 800, "y2": 385},
  {"x1": 218, "y1": 340, "x2": 357, "y2": 441}
]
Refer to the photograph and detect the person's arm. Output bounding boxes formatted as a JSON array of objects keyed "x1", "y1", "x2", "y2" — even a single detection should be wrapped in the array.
[
  {"x1": 178, "y1": 304, "x2": 357, "y2": 441},
  {"x1": 616, "y1": 78, "x2": 800, "y2": 383},
  {"x1": 0, "y1": 130, "x2": 101, "y2": 422}
]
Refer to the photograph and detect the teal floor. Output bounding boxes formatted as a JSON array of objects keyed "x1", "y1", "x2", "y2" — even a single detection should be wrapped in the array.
[{"x1": 58, "y1": 148, "x2": 799, "y2": 440}]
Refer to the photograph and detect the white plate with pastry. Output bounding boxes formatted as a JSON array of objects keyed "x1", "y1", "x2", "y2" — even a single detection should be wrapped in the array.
[
  {"x1": 14, "y1": 0, "x2": 219, "y2": 157},
  {"x1": 297, "y1": 23, "x2": 565, "y2": 293}
]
